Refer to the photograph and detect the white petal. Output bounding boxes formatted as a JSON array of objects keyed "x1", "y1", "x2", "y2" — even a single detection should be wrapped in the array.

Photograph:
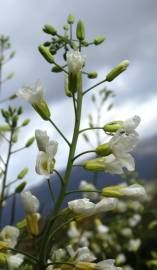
[
  {"x1": 123, "y1": 115, "x2": 141, "y2": 132},
  {"x1": 68, "y1": 198, "x2": 95, "y2": 216},
  {"x1": 35, "y1": 129, "x2": 49, "y2": 152},
  {"x1": 117, "y1": 153, "x2": 135, "y2": 171},
  {"x1": 21, "y1": 191, "x2": 40, "y2": 214},
  {"x1": 35, "y1": 152, "x2": 51, "y2": 176},
  {"x1": 76, "y1": 247, "x2": 96, "y2": 262},
  {"x1": 47, "y1": 140, "x2": 58, "y2": 157},
  {"x1": 95, "y1": 198, "x2": 118, "y2": 213}
]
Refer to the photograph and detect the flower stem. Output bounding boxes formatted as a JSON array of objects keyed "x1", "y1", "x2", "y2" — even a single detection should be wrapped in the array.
[
  {"x1": 72, "y1": 150, "x2": 96, "y2": 162},
  {"x1": 83, "y1": 78, "x2": 107, "y2": 95},
  {"x1": 79, "y1": 127, "x2": 103, "y2": 134},
  {"x1": 49, "y1": 118, "x2": 70, "y2": 146}
]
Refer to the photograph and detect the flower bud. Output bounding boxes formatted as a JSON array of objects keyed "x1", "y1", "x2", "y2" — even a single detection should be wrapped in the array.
[
  {"x1": 9, "y1": 94, "x2": 17, "y2": 100},
  {"x1": 15, "y1": 182, "x2": 27, "y2": 193},
  {"x1": 103, "y1": 121, "x2": 123, "y2": 133},
  {"x1": 0, "y1": 241, "x2": 9, "y2": 250},
  {"x1": 88, "y1": 72, "x2": 98, "y2": 79},
  {"x1": 0, "y1": 124, "x2": 11, "y2": 132},
  {"x1": 96, "y1": 143, "x2": 112, "y2": 156},
  {"x1": 22, "y1": 119, "x2": 30, "y2": 126},
  {"x1": 38, "y1": 45, "x2": 54, "y2": 63},
  {"x1": 51, "y1": 65, "x2": 62, "y2": 73},
  {"x1": 18, "y1": 168, "x2": 29, "y2": 179},
  {"x1": 106, "y1": 60, "x2": 129, "y2": 82},
  {"x1": 12, "y1": 115, "x2": 19, "y2": 127},
  {"x1": 94, "y1": 36, "x2": 105, "y2": 45},
  {"x1": 43, "y1": 24, "x2": 57, "y2": 35},
  {"x1": 84, "y1": 158, "x2": 105, "y2": 171},
  {"x1": 32, "y1": 102, "x2": 51, "y2": 120},
  {"x1": 17, "y1": 106, "x2": 23, "y2": 115},
  {"x1": 25, "y1": 137, "x2": 35, "y2": 147},
  {"x1": 67, "y1": 14, "x2": 75, "y2": 24},
  {"x1": 76, "y1": 20, "x2": 85, "y2": 41}
]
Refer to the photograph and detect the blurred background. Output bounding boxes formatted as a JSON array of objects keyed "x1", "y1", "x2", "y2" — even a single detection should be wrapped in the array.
[{"x1": 0, "y1": 0, "x2": 157, "y2": 222}]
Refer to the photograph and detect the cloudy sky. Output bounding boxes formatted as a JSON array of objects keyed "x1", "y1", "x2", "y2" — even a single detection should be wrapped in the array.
[{"x1": 0, "y1": 0, "x2": 157, "y2": 187}]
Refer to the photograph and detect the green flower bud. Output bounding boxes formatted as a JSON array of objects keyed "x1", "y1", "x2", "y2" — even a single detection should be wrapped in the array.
[
  {"x1": 106, "y1": 60, "x2": 129, "y2": 82},
  {"x1": 63, "y1": 24, "x2": 69, "y2": 31},
  {"x1": 15, "y1": 181, "x2": 27, "y2": 193},
  {"x1": 76, "y1": 20, "x2": 85, "y2": 41},
  {"x1": 51, "y1": 65, "x2": 63, "y2": 73},
  {"x1": 18, "y1": 168, "x2": 29, "y2": 179},
  {"x1": 43, "y1": 24, "x2": 57, "y2": 35},
  {"x1": 84, "y1": 158, "x2": 105, "y2": 172},
  {"x1": 17, "y1": 106, "x2": 23, "y2": 115},
  {"x1": 0, "y1": 124, "x2": 11, "y2": 132},
  {"x1": 68, "y1": 71, "x2": 82, "y2": 94},
  {"x1": 22, "y1": 119, "x2": 30, "y2": 126},
  {"x1": 25, "y1": 137, "x2": 35, "y2": 147},
  {"x1": 102, "y1": 186, "x2": 123, "y2": 197},
  {"x1": 103, "y1": 120, "x2": 123, "y2": 133},
  {"x1": 38, "y1": 45, "x2": 54, "y2": 63},
  {"x1": 96, "y1": 143, "x2": 112, "y2": 156},
  {"x1": 67, "y1": 14, "x2": 75, "y2": 24},
  {"x1": 9, "y1": 94, "x2": 17, "y2": 100},
  {"x1": 12, "y1": 115, "x2": 19, "y2": 127},
  {"x1": 94, "y1": 36, "x2": 105, "y2": 45},
  {"x1": 88, "y1": 72, "x2": 98, "y2": 79},
  {"x1": 32, "y1": 101, "x2": 51, "y2": 120}
]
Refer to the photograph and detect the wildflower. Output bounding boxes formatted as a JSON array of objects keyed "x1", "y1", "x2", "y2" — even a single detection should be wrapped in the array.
[
  {"x1": 116, "y1": 254, "x2": 126, "y2": 265},
  {"x1": 7, "y1": 254, "x2": 24, "y2": 270},
  {"x1": 79, "y1": 181, "x2": 98, "y2": 200},
  {"x1": 76, "y1": 247, "x2": 96, "y2": 262},
  {"x1": 128, "y1": 214, "x2": 141, "y2": 227},
  {"x1": 67, "y1": 51, "x2": 85, "y2": 74},
  {"x1": 102, "y1": 184, "x2": 147, "y2": 200},
  {"x1": 17, "y1": 81, "x2": 51, "y2": 120},
  {"x1": 0, "y1": 226, "x2": 20, "y2": 248},
  {"x1": 66, "y1": 51, "x2": 85, "y2": 93},
  {"x1": 68, "y1": 197, "x2": 118, "y2": 216},
  {"x1": 128, "y1": 239, "x2": 141, "y2": 252},
  {"x1": 84, "y1": 155, "x2": 124, "y2": 175},
  {"x1": 95, "y1": 218, "x2": 109, "y2": 234},
  {"x1": 35, "y1": 129, "x2": 58, "y2": 176},
  {"x1": 21, "y1": 191, "x2": 40, "y2": 236},
  {"x1": 68, "y1": 221, "x2": 80, "y2": 239},
  {"x1": 21, "y1": 191, "x2": 39, "y2": 214}
]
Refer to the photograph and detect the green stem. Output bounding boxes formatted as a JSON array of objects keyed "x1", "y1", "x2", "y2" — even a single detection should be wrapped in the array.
[
  {"x1": 42, "y1": 74, "x2": 83, "y2": 263},
  {"x1": 47, "y1": 178, "x2": 56, "y2": 204},
  {"x1": 83, "y1": 78, "x2": 107, "y2": 96},
  {"x1": 46, "y1": 262, "x2": 75, "y2": 268},
  {"x1": 11, "y1": 146, "x2": 26, "y2": 154},
  {"x1": 72, "y1": 150, "x2": 96, "y2": 162},
  {"x1": 79, "y1": 127, "x2": 103, "y2": 134},
  {"x1": 10, "y1": 194, "x2": 16, "y2": 225},
  {"x1": 7, "y1": 247, "x2": 39, "y2": 263},
  {"x1": 0, "y1": 128, "x2": 14, "y2": 224},
  {"x1": 49, "y1": 118, "x2": 70, "y2": 146},
  {"x1": 53, "y1": 169, "x2": 64, "y2": 186},
  {"x1": 65, "y1": 189, "x2": 101, "y2": 196}
]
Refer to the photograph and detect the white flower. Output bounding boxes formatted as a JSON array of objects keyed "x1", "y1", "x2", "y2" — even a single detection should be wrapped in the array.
[
  {"x1": 68, "y1": 198, "x2": 95, "y2": 216},
  {"x1": 67, "y1": 221, "x2": 80, "y2": 239},
  {"x1": 121, "y1": 228, "x2": 132, "y2": 238},
  {"x1": 76, "y1": 247, "x2": 96, "y2": 262},
  {"x1": 97, "y1": 259, "x2": 122, "y2": 270},
  {"x1": 116, "y1": 254, "x2": 126, "y2": 265},
  {"x1": 35, "y1": 129, "x2": 58, "y2": 176},
  {"x1": 95, "y1": 198, "x2": 118, "y2": 213},
  {"x1": 67, "y1": 51, "x2": 85, "y2": 74},
  {"x1": 52, "y1": 248, "x2": 66, "y2": 262},
  {"x1": 35, "y1": 129, "x2": 49, "y2": 152},
  {"x1": 120, "y1": 184, "x2": 147, "y2": 200},
  {"x1": 17, "y1": 81, "x2": 44, "y2": 104},
  {"x1": 108, "y1": 131, "x2": 139, "y2": 171},
  {"x1": 7, "y1": 254, "x2": 24, "y2": 270},
  {"x1": 95, "y1": 219, "x2": 109, "y2": 234},
  {"x1": 128, "y1": 214, "x2": 141, "y2": 227},
  {"x1": 79, "y1": 180, "x2": 98, "y2": 200},
  {"x1": 0, "y1": 226, "x2": 20, "y2": 248},
  {"x1": 21, "y1": 191, "x2": 40, "y2": 214},
  {"x1": 123, "y1": 115, "x2": 141, "y2": 133},
  {"x1": 128, "y1": 239, "x2": 141, "y2": 252},
  {"x1": 68, "y1": 197, "x2": 118, "y2": 216}
]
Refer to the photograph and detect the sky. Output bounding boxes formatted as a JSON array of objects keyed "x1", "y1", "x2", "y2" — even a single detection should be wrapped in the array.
[{"x1": 0, "y1": 0, "x2": 157, "y2": 187}]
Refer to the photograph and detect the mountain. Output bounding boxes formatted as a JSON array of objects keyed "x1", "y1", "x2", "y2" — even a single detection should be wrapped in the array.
[{"x1": 2, "y1": 135, "x2": 157, "y2": 226}]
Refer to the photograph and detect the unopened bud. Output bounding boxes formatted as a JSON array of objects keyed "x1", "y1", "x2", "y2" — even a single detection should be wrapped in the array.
[
  {"x1": 51, "y1": 65, "x2": 62, "y2": 73},
  {"x1": 38, "y1": 45, "x2": 54, "y2": 63},
  {"x1": 25, "y1": 137, "x2": 35, "y2": 147},
  {"x1": 106, "y1": 60, "x2": 129, "y2": 82},
  {"x1": 94, "y1": 36, "x2": 105, "y2": 45},
  {"x1": 17, "y1": 106, "x2": 23, "y2": 115},
  {"x1": 88, "y1": 72, "x2": 98, "y2": 79},
  {"x1": 26, "y1": 213, "x2": 40, "y2": 236},
  {"x1": 12, "y1": 115, "x2": 19, "y2": 127},
  {"x1": 96, "y1": 143, "x2": 112, "y2": 156},
  {"x1": 43, "y1": 24, "x2": 57, "y2": 35},
  {"x1": 22, "y1": 119, "x2": 30, "y2": 126},
  {"x1": 67, "y1": 14, "x2": 75, "y2": 24},
  {"x1": 18, "y1": 168, "x2": 29, "y2": 179},
  {"x1": 9, "y1": 94, "x2": 17, "y2": 100},
  {"x1": 15, "y1": 181, "x2": 27, "y2": 193},
  {"x1": 76, "y1": 20, "x2": 85, "y2": 41}
]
